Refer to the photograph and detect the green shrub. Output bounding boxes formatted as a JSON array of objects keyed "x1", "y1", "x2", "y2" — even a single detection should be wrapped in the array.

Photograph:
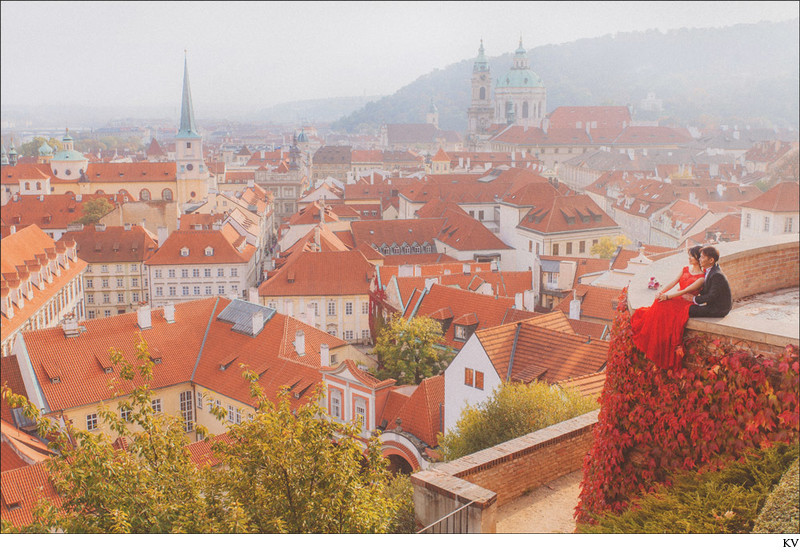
[
  {"x1": 385, "y1": 474, "x2": 416, "y2": 533},
  {"x1": 752, "y1": 458, "x2": 800, "y2": 534},
  {"x1": 577, "y1": 442, "x2": 799, "y2": 533},
  {"x1": 438, "y1": 381, "x2": 597, "y2": 461}
]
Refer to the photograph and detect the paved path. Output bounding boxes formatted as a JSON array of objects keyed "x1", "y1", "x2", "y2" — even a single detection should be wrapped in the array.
[{"x1": 495, "y1": 470, "x2": 582, "y2": 533}]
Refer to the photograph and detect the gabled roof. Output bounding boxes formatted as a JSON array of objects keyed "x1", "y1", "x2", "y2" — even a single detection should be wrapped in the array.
[
  {"x1": 406, "y1": 284, "x2": 516, "y2": 349},
  {"x1": 739, "y1": 181, "x2": 799, "y2": 213},
  {"x1": 61, "y1": 224, "x2": 158, "y2": 264},
  {"x1": 260, "y1": 249, "x2": 374, "y2": 297},
  {"x1": 384, "y1": 375, "x2": 444, "y2": 447},
  {"x1": 144, "y1": 226, "x2": 255, "y2": 266},
  {"x1": 517, "y1": 194, "x2": 618, "y2": 234},
  {"x1": 476, "y1": 317, "x2": 608, "y2": 384},
  {"x1": 18, "y1": 298, "x2": 346, "y2": 413},
  {"x1": 1, "y1": 355, "x2": 27, "y2": 424},
  {"x1": 0, "y1": 462, "x2": 61, "y2": 528},
  {"x1": 1, "y1": 192, "x2": 131, "y2": 231},
  {"x1": 560, "y1": 371, "x2": 606, "y2": 399},
  {"x1": 554, "y1": 284, "x2": 620, "y2": 323},
  {"x1": 613, "y1": 126, "x2": 692, "y2": 146}
]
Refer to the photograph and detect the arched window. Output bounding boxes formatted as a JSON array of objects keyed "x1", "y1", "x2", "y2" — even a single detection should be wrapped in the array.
[
  {"x1": 162, "y1": 188, "x2": 173, "y2": 201},
  {"x1": 139, "y1": 189, "x2": 150, "y2": 201},
  {"x1": 522, "y1": 101, "x2": 529, "y2": 119},
  {"x1": 479, "y1": 87, "x2": 486, "y2": 100},
  {"x1": 391, "y1": 245, "x2": 400, "y2": 255},
  {"x1": 401, "y1": 244, "x2": 411, "y2": 255}
]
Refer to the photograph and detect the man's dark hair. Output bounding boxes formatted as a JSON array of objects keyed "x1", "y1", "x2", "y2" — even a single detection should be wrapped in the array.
[{"x1": 700, "y1": 245, "x2": 720, "y2": 263}]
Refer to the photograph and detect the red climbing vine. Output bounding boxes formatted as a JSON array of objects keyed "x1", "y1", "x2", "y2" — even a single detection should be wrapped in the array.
[{"x1": 575, "y1": 288, "x2": 799, "y2": 524}]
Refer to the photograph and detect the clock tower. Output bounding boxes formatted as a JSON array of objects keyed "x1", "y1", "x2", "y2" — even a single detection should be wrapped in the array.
[
  {"x1": 175, "y1": 53, "x2": 210, "y2": 207},
  {"x1": 467, "y1": 40, "x2": 495, "y2": 148}
]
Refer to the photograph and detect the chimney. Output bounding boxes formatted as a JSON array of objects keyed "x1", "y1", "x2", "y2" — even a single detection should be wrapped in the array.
[
  {"x1": 251, "y1": 310, "x2": 263, "y2": 335},
  {"x1": 424, "y1": 278, "x2": 437, "y2": 292},
  {"x1": 164, "y1": 303, "x2": 175, "y2": 323},
  {"x1": 320, "y1": 343, "x2": 330, "y2": 367},
  {"x1": 76, "y1": 194, "x2": 82, "y2": 202},
  {"x1": 137, "y1": 304, "x2": 152, "y2": 329},
  {"x1": 39, "y1": 195, "x2": 44, "y2": 202},
  {"x1": 463, "y1": 263, "x2": 471, "y2": 275},
  {"x1": 294, "y1": 329, "x2": 305, "y2": 356},
  {"x1": 568, "y1": 290, "x2": 581, "y2": 321},
  {"x1": 62, "y1": 313, "x2": 80, "y2": 338},
  {"x1": 514, "y1": 292, "x2": 523, "y2": 310},
  {"x1": 124, "y1": 223, "x2": 131, "y2": 231},
  {"x1": 157, "y1": 226, "x2": 168, "y2": 246}
]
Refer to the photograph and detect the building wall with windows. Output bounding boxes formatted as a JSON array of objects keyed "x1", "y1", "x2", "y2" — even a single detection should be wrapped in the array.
[
  {"x1": 442, "y1": 333, "x2": 500, "y2": 433},
  {"x1": 261, "y1": 293, "x2": 372, "y2": 344},
  {"x1": 148, "y1": 262, "x2": 252, "y2": 307}
]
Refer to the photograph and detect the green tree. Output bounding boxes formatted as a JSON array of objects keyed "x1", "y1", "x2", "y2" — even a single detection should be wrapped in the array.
[
  {"x1": 19, "y1": 137, "x2": 61, "y2": 158},
  {"x1": 75, "y1": 197, "x2": 114, "y2": 225},
  {"x1": 1, "y1": 338, "x2": 402, "y2": 534},
  {"x1": 206, "y1": 370, "x2": 399, "y2": 533},
  {"x1": 372, "y1": 314, "x2": 453, "y2": 385},
  {"x1": 438, "y1": 381, "x2": 598, "y2": 461},
  {"x1": 590, "y1": 235, "x2": 632, "y2": 259}
]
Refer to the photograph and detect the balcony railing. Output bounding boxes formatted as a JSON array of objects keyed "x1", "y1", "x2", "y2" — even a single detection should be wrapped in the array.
[{"x1": 417, "y1": 501, "x2": 474, "y2": 534}]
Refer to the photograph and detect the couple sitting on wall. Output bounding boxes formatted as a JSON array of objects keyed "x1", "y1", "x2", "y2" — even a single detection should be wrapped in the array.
[{"x1": 631, "y1": 245, "x2": 732, "y2": 370}]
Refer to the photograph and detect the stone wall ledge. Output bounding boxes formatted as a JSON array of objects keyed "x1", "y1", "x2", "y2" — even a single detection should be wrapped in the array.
[{"x1": 628, "y1": 234, "x2": 799, "y2": 345}]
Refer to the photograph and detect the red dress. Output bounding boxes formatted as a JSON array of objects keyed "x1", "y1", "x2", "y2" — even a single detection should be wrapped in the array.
[{"x1": 631, "y1": 267, "x2": 704, "y2": 370}]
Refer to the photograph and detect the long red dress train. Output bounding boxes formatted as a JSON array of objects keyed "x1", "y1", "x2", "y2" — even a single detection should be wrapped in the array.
[{"x1": 631, "y1": 267, "x2": 704, "y2": 370}]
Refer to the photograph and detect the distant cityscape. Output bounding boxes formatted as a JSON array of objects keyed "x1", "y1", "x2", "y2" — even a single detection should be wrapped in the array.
[{"x1": 1, "y1": 29, "x2": 798, "y2": 534}]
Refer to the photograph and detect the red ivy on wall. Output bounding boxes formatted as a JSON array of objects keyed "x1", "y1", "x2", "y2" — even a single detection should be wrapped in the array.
[{"x1": 575, "y1": 288, "x2": 799, "y2": 523}]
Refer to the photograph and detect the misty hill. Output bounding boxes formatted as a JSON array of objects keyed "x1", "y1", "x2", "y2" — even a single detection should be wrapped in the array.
[
  {"x1": 333, "y1": 20, "x2": 800, "y2": 133},
  {"x1": 255, "y1": 96, "x2": 382, "y2": 124}
]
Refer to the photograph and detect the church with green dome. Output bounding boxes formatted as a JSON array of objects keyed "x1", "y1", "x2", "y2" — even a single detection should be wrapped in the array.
[{"x1": 467, "y1": 38, "x2": 547, "y2": 144}]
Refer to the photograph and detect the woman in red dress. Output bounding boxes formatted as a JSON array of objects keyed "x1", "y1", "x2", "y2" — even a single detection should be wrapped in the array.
[{"x1": 631, "y1": 246, "x2": 705, "y2": 370}]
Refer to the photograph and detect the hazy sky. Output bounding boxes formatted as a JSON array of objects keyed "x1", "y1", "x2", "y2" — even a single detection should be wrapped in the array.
[{"x1": 2, "y1": 1, "x2": 798, "y2": 113}]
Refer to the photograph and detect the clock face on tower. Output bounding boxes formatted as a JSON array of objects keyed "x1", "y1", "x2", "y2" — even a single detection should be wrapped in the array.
[{"x1": 186, "y1": 163, "x2": 194, "y2": 171}]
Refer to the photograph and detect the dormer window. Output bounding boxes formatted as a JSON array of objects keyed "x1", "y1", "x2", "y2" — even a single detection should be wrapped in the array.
[
  {"x1": 454, "y1": 325, "x2": 468, "y2": 341},
  {"x1": 205, "y1": 247, "x2": 214, "y2": 256},
  {"x1": 180, "y1": 247, "x2": 189, "y2": 257}
]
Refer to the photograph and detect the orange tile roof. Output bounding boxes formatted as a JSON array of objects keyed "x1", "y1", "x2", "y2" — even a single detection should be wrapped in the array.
[
  {"x1": 518, "y1": 194, "x2": 618, "y2": 234},
  {"x1": 185, "y1": 432, "x2": 234, "y2": 468},
  {"x1": 385, "y1": 375, "x2": 444, "y2": 447},
  {"x1": 406, "y1": 284, "x2": 516, "y2": 350},
  {"x1": 18, "y1": 297, "x2": 347, "y2": 413},
  {"x1": 549, "y1": 106, "x2": 631, "y2": 130},
  {"x1": 1, "y1": 420, "x2": 54, "y2": 469},
  {"x1": 431, "y1": 148, "x2": 450, "y2": 162},
  {"x1": 61, "y1": 162, "x2": 176, "y2": 184},
  {"x1": 560, "y1": 371, "x2": 606, "y2": 399},
  {"x1": 740, "y1": 181, "x2": 799, "y2": 212},
  {"x1": 145, "y1": 227, "x2": 255, "y2": 266},
  {"x1": 62, "y1": 224, "x2": 158, "y2": 264},
  {"x1": 380, "y1": 253, "x2": 458, "y2": 265},
  {"x1": 554, "y1": 284, "x2": 620, "y2": 323},
  {"x1": 1, "y1": 192, "x2": 132, "y2": 232},
  {"x1": 476, "y1": 318, "x2": 608, "y2": 384},
  {"x1": 351, "y1": 150, "x2": 384, "y2": 163},
  {"x1": 351, "y1": 218, "x2": 442, "y2": 250},
  {"x1": 260, "y1": 249, "x2": 374, "y2": 297},
  {"x1": 683, "y1": 213, "x2": 742, "y2": 246},
  {"x1": 1, "y1": 355, "x2": 27, "y2": 424},
  {"x1": 2, "y1": 226, "x2": 87, "y2": 344},
  {"x1": 1, "y1": 442, "x2": 28, "y2": 472},
  {"x1": 0, "y1": 462, "x2": 61, "y2": 528}
]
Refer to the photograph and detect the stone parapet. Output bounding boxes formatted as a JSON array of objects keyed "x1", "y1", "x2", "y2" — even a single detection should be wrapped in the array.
[{"x1": 411, "y1": 410, "x2": 598, "y2": 533}]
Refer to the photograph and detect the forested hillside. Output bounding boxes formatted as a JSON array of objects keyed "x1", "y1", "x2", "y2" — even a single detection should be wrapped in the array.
[{"x1": 333, "y1": 20, "x2": 799, "y2": 133}]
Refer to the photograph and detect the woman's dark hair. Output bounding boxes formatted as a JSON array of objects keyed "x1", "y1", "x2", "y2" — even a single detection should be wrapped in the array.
[{"x1": 689, "y1": 245, "x2": 702, "y2": 260}]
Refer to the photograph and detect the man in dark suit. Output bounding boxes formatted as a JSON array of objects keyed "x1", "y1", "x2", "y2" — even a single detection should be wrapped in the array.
[{"x1": 689, "y1": 246, "x2": 732, "y2": 318}]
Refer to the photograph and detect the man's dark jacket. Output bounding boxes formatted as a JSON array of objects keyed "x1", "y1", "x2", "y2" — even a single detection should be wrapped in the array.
[{"x1": 689, "y1": 264, "x2": 732, "y2": 318}]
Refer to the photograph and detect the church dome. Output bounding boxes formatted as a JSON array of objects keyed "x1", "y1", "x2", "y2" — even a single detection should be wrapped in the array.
[
  {"x1": 38, "y1": 141, "x2": 54, "y2": 155},
  {"x1": 52, "y1": 149, "x2": 87, "y2": 162},
  {"x1": 497, "y1": 68, "x2": 544, "y2": 88}
]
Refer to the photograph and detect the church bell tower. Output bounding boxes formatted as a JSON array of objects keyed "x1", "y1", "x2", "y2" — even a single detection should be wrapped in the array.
[
  {"x1": 467, "y1": 40, "x2": 494, "y2": 147},
  {"x1": 175, "y1": 52, "x2": 209, "y2": 206}
]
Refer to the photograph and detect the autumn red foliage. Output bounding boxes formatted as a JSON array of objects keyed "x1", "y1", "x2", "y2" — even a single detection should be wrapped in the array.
[{"x1": 575, "y1": 288, "x2": 799, "y2": 523}]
